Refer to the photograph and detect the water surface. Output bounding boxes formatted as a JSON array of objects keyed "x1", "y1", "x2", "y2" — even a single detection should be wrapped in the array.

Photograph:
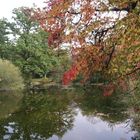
[{"x1": 0, "y1": 86, "x2": 139, "y2": 140}]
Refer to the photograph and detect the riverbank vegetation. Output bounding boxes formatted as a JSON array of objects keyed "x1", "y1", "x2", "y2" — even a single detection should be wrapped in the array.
[
  {"x1": 0, "y1": 7, "x2": 71, "y2": 90},
  {"x1": 0, "y1": 1, "x2": 139, "y2": 93},
  {"x1": 0, "y1": 59, "x2": 24, "y2": 90}
]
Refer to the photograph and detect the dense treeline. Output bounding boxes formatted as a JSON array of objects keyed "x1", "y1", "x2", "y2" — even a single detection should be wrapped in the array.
[{"x1": 0, "y1": 7, "x2": 71, "y2": 89}]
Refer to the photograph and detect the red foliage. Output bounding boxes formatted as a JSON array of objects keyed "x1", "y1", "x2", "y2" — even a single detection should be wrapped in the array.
[
  {"x1": 47, "y1": 26, "x2": 64, "y2": 47},
  {"x1": 102, "y1": 84, "x2": 115, "y2": 97},
  {"x1": 62, "y1": 65, "x2": 79, "y2": 85},
  {"x1": 32, "y1": 0, "x2": 140, "y2": 94},
  {"x1": 48, "y1": 31, "x2": 61, "y2": 47}
]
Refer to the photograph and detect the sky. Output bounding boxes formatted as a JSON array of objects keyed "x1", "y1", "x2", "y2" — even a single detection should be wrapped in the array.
[{"x1": 0, "y1": 0, "x2": 44, "y2": 19}]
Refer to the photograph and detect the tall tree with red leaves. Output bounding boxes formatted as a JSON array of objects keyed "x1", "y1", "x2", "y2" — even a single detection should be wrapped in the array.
[{"x1": 31, "y1": 0, "x2": 140, "y2": 94}]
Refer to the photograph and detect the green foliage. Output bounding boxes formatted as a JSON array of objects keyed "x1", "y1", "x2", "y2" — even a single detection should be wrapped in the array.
[
  {"x1": 0, "y1": 7, "x2": 65, "y2": 79},
  {"x1": 10, "y1": 30, "x2": 58, "y2": 78},
  {"x1": 0, "y1": 18, "x2": 10, "y2": 44},
  {"x1": 47, "y1": 49, "x2": 71, "y2": 82},
  {"x1": 0, "y1": 59, "x2": 24, "y2": 90},
  {"x1": 0, "y1": 7, "x2": 72, "y2": 83}
]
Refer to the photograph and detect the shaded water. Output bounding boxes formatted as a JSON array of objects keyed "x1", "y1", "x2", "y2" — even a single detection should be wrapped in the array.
[{"x1": 0, "y1": 86, "x2": 139, "y2": 140}]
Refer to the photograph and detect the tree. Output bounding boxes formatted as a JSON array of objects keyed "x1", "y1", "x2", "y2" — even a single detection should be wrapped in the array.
[
  {"x1": 0, "y1": 7, "x2": 60, "y2": 78},
  {"x1": 0, "y1": 18, "x2": 14, "y2": 59},
  {"x1": 0, "y1": 18, "x2": 10, "y2": 44},
  {"x1": 32, "y1": 0, "x2": 140, "y2": 90}
]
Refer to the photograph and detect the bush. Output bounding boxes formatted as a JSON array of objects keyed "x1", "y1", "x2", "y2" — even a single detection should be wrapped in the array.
[{"x1": 0, "y1": 59, "x2": 24, "y2": 90}]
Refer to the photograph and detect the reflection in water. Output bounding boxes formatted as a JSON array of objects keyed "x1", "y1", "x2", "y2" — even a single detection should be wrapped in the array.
[
  {"x1": 0, "y1": 91, "x2": 22, "y2": 119},
  {"x1": 0, "y1": 86, "x2": 139, "y2": 140},
  {"x1": 130, "y1": 112, "x2": 140, "y2": 140},
  {"x1": 0, "y1": 91, "x2": 75, "y2": 140},
  {"x1": 77, "y1": 86, "x2": 128, "y2": 124},
  {"x1": 51, "y1": 110, "x2": 134, "y2": 140}
]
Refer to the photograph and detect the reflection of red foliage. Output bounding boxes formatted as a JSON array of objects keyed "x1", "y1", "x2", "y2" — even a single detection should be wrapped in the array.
[
  {"x1": 102, "y1": 84, "x2": 115, "y2": 96},
  {"x1": 119, "y1": 78, "x2": 128, "y2": 91},
  {"x1": 62, "y1": 65, "x2": 79, "y2": 85},
  {"x1": 136, "y1": 61, "x2": 140, "y2": 69}
]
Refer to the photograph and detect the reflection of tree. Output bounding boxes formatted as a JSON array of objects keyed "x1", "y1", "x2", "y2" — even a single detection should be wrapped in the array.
[
  {"x1": 0, "y1": 86, "x2": 139, "y2": 139},
  {"x1": 129, "y1": 110, "x2": 140, "y2": 140},
  {"x1": 76, "y1": 86, "x2": 128, "y2": 125},
  {"x1": 124, "y1": 80, "x2": 140, "y2": 140},
  {"x1": 0, "y1": 90, "x2": 75, "y2": 140},
  {"x1": 0, "y1": 92, "x2": 22, "y2": 119}
]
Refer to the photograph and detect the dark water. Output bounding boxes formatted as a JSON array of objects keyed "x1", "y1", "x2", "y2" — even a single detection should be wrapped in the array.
[{"x1": 0, "y1": 86, "x2": 139, "y2": 140}]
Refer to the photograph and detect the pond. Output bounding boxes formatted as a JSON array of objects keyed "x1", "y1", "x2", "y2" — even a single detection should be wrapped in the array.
[{"x1": 0, "y1": 86, "x2": 139, "y2": 140}]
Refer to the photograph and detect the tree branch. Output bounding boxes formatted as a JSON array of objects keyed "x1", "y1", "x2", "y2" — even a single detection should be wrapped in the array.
[
  {"x1": 105, "y1": 45, "x2": 115, "y2": 68},
  {"x1": 96, "y1": 1, "x2": 138, "y2": 13}
]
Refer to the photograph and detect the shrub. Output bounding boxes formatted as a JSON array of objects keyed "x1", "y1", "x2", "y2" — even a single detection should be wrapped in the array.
[{"x1": 0, "y1": 59, "x2": 24, "y2": 90}]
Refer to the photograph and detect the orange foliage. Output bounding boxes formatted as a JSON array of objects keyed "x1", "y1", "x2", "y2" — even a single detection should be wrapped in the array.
[{"x1": 32, "y1": 0, "x2": 140, "y2": 92}]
